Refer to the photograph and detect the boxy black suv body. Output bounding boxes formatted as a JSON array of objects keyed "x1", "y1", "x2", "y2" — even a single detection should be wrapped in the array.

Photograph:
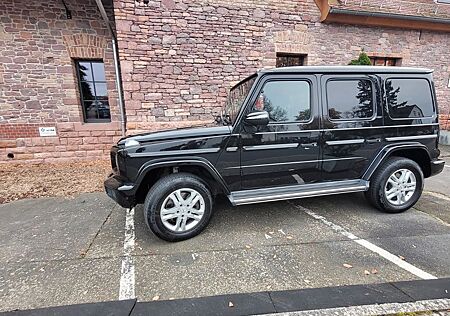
[{"x1": 105, "y1": 66, "x2": 445, "y2": 241}]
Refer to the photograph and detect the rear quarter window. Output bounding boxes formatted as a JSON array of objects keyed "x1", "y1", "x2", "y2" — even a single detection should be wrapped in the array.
[{"x1": 385, "y1": 78, "x2": 434, "y2": 119}]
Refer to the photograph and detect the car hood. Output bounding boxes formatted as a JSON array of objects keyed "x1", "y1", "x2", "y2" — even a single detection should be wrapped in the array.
[{"x1": 118, "y1": 125, "x2": 232, "y2": 146}]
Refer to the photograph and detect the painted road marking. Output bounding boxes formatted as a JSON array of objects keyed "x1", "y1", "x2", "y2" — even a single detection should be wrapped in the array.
[
  {"x1": 292, "y1": 204, "x2": 437, "y2": 280},
  {"x1": 445, "y1": 165, "x2": 450, "y2": 168},
  {"x1": 259, "y1": 298, "x2": 450, "y2": 316},
  {"x1": 119, "y1": 207, "x2": 136, "y2": 300},
  {"x1": 425, "y1": 191, "x2": 450, "y2": 203}
]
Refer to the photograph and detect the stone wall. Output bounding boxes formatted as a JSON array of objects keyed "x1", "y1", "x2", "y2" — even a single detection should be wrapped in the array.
[
  {"x1": 1, "y1": 0, "x2": 449, "y2": 163},
  {"x1": 0, "y1": 0, "x2": 122, "y2": 162},
  {"x1": 114, "y1": 0, "x2": 450, "y2": 133}
]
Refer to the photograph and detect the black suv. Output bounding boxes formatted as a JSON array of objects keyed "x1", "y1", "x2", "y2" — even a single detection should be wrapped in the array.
[{"x1": 105, "y1": 66, "x2": 445, "y2": 241}]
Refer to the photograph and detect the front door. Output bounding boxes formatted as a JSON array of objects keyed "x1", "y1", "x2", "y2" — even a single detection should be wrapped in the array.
[{"x1": 239, "y1": 75, "x2": 321, "y2": 189}]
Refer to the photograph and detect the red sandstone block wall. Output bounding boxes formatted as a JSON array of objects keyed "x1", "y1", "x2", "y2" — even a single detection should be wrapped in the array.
[
  {"x1": 114, "y1": 0, "x2": 450, "y2": 134},
  {"x1": 0, "y1": 0, "x2": 121, "y2": 162},
  {"x1": 1, "y1": 0, "x2": 450, "y2": 163}
]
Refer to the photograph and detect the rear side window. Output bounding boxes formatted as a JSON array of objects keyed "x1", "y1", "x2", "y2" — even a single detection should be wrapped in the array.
[
  {"x1": 326, "y1": 79, "x2": 374, "y2": 120},
  {"x1": 385, "y1": 78, "x2": 434, "y2": 119}
]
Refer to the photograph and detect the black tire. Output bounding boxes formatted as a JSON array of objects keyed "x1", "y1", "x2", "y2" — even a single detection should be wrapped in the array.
[
  {"x1": 143, "y1": 172, "x2": 213, "y2": 242},
  {"x1": 365, "y1": 157, "x2": 424, "y2": 213}
]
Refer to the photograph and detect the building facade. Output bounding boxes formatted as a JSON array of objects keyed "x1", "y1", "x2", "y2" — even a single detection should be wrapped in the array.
[{"x1": 1, "y1": 0, "x2": 450, "y2": 162}]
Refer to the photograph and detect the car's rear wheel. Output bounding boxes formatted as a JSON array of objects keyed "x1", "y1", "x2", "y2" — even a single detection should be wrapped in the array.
[
  {"x1": 365, "y1": 157, "x2": 424, "y2": 213},
  {"x1": 144, "y1": 173, "x2": 213, "y2": 241}
]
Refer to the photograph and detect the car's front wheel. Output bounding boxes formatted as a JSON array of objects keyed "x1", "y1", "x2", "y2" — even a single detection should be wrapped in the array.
[
  {"x1": 144, "y1": 173, "x2": 213, "y2": 241},
  {"x1": 365, "y1": 157, "x2": 424, "y2": 213}
]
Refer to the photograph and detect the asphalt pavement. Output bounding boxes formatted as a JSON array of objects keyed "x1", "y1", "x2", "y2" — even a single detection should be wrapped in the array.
[{"x1": 0, "y1": 150, "x2": 449, "y2": 314}]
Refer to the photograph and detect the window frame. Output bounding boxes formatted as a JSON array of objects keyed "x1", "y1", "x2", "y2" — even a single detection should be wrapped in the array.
[
  {"x1": 384, "y1": 77, "x2": 436, "y2": 121},
  {"x1": 253, "y1": 78, "x2": 313, "y2": 125},
  {"x1": 369, "y1": 56, "x2": 401, "y2": 66},
  {"x1": 325, "y1": 77, "x2": 377, "y2": 122},
  {"x1": 276, "y1": 53, "x2": 307, "y2": 68},
  {"x1": 74, "y1": 59, "x2": 111, "y2": 123}
]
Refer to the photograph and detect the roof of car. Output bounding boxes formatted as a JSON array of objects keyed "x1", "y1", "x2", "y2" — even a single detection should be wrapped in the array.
[{"x1": 259, "y1": 66, "x2": 433, "y2": 74}]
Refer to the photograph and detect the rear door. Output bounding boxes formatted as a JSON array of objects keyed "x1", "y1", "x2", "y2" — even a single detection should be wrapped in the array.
[
  {"x1": 320, "y1": 74, "x2": 384, "y2": 181},
  {"x1": 239, "y1": 74, "x2": 321, "y2": 189}
]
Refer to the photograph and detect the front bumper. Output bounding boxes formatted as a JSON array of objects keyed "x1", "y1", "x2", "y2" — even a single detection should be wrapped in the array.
[
  {"x1": 430, "y1": 159, "x2": 445, "y2": 177},
  {"x1": 104, "y1": 173, "x2": 136, "y2": 209}
]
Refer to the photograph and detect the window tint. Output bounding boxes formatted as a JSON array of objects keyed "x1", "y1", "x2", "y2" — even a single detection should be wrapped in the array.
[
  {"x1": 386, "y1": 78, "x2": 433, "y2": 119},
  {"x1": 327, "y1": 79, "x2": 374, "y2": 120},
  {"x1": 76, "y1": 60, "x2": 111, "y2": 123},
  {"x1": 253, "y1": 81, "x2": 311, "y2": 122}
]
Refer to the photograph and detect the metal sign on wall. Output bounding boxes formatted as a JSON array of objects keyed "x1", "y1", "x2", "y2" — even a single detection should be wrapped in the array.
[{"x1": 38, "y1": 127, "x2": 57, "y2": 137}]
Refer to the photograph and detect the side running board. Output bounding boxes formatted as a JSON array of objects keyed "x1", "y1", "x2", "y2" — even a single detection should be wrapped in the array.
[{"x1": 228, "y1": 179, "x2": 369, "y2": 206}]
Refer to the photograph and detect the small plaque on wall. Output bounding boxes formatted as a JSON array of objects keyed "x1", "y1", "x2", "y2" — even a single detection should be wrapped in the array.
[{"x1": 39, "y1": 127, "x2": 57, "y2": 137}]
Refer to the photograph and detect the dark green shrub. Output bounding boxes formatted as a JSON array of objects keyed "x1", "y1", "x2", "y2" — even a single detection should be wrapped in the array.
[{"x1": 349, "y1": 51, "x2": 372, "y2": 65}]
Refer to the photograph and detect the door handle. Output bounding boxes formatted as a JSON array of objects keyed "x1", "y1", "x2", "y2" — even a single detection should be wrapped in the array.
[
  {"x1": 366, "y1": 138, "x2": 382, "y2": 144},
  {"x1": 301, "y1": 142, "x2": 318, "y2": 148}
]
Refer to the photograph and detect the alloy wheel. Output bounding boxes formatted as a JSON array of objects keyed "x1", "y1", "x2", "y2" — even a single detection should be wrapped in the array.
[
  {"x1": 384, "y1": 168, "x2": 417, "y2": 206},
  {"x1": 160, "y1": 188, "x2": 205, "y2": 232}
]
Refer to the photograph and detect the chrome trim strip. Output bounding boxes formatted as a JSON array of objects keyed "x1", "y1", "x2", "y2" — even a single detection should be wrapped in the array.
[
  {"x1": 230, "y1": 180, "x2": 369, "y2": 206},
  {"x1": 239, "y1": 159, "x2": 320, "y2": 169},
  {"x1": 385, "y1": 135, "x2": 438, "y2": 142},
  {"x1": 227, "y1": 156, "x2": 364, "y2": 169},
  {"x1": 252, "y1": 123, "x2": 439, "y2": 135},
  {"x1": 326, "y1": 139, "x2": 365, "y2": 146},
  {"x1": 226, "y1": 147, "x2": 238, "y2": 152},
  {"x1": 243, "y1": 143, "x2": 298, "y2": 151},
  {"x1": 255, "y1": 130, "x2": 318, "y2": 135},
  {"x1": 129, "y1": 148, "x2": 220, "y2": 157},
  {"x1": 325, "y1": 123, "x2": 439, "y2": 132},
  {"x1": 233, "y1": 179, "x2": 365, "y2": 195},
  {"x1": 322, "y1": 157, "x2": 365, "y2": 161}
]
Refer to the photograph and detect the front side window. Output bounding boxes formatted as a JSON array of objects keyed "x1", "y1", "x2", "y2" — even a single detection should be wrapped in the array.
[
  {"x1": 253, "y1": 80, "x2": 311, "y2": 122},
  {"x1": 386, "y1": 78, "x2": 434, "y2": 119},
  {"x1": 75, "y1": 60, "x2": 111, "y2": 122},
  {"x1": 326, "y1": 79, "x2": 374, "y2": 120}
]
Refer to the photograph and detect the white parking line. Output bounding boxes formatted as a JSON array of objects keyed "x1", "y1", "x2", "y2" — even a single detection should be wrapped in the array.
[
  {"x1": 444, "y1": 165, "x2": 450, "y2": 168},
  {"x1": 293, "y1": 204, "x2": 437, "y2": 280},
  {"x1": 119, "y1": 207, "x2": 136, "y2": 300}
]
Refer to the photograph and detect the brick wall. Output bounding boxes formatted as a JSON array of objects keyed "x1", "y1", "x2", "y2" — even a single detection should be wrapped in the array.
[
  {"x1": 114, "y1": 0, "x2": 450, "y2": 133},
  {"x1": 0, "y1": 0, "x2": 122, "y2": 162},
  {"x1": 2, "y1": 0, "x2": 450, "y2": 164}
]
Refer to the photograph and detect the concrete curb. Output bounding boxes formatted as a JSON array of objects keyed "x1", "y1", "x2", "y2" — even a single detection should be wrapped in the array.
[
  {"x1": 258, "y1": 299, "x2": 450, "y2": 316},
  {"x1": 2, "y1": 278, "x2": 449, "y2": 316}
]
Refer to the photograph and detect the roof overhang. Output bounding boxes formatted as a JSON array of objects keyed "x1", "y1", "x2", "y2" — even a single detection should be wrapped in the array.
[{"x1": 314, "y1": 0, "x2": 450, "y2": 33}]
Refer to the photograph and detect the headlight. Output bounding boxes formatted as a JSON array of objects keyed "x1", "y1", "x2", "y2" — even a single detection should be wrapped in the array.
[{"x1": 124, "y1": 139, "x2": 140, "y2": 148}]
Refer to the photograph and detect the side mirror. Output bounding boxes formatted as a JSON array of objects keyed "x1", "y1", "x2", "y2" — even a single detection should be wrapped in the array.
[{"x1": 244, "y1": 111, "x2": 269, "y2": 126}]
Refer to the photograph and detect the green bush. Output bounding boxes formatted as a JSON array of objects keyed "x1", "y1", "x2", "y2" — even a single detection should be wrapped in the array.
[{"x1": 349, "y1": 51, "x2": 372, "y2": 65}]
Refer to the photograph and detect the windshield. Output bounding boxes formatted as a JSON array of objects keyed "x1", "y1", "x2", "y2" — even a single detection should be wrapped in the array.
[{"x1": 223, "y1": 75, "x2": 257, "y2": 125}]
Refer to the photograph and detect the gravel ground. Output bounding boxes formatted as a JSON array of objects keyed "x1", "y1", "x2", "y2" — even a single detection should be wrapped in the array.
[{"x1": 0, "y1": 160, "x2": 111, "y2": 204}]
